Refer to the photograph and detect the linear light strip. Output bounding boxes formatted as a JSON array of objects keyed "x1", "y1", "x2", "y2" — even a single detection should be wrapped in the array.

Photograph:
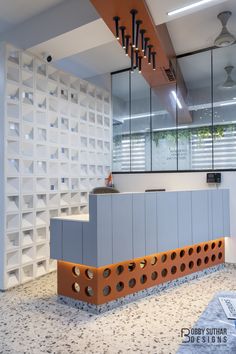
[{"x1": 167, "y1": 0, "x2": 217, "y2": 16}]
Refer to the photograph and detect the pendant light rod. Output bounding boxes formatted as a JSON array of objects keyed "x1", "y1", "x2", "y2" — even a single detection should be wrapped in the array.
[
  {"x1": 144, "y1": 37, "x2": 150, "y2": 58},
  {"x1": 113, "y1": 16, "x2": 120, "y2": 40},
  {"x1": 131, "y1": 45, "x2": 134, "y2": 72},
  {"x1": 120, "y1": 26, "x2": 126, "y2": 48},
  {"x1": 135, "y1": 20, "x2": 142, "y2": 49},
  {"x1": 148, "y1": 44, "x2": 153, "y2": 64},
  {"x1": 140, "y1": 29, "x2": 146, "y2": 52},
  {"x1": 125, "y1": 35, "x2": 130, "y2": 56},
  {"x1": 138, "y1": 55, "x2": 142, "y2": 73},
  {"x1": 152, "y1": 51, "x2": 156, "y2": 70},
  {"x1": 130, "y1": 9, "x2": 138, "y2": 48},
  {"x1": 135, "y1": 49, "x2": 139, "y2": 69}
]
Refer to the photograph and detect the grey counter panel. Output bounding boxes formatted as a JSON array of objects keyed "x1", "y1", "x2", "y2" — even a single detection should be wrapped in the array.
[
  {"x1": 133, "y1": 194, "x2": 146, "y2": 258},
  {"x1": 212, "y1": 190, "x2": 224, "y2": 239},
  {"x1": 112, "y1": 194, "x2": 133, "y2": 263},
  {"x1": 192, "y1": 191, "x2": 209, "y2": 243},
  {"x1": 157, "y1": 192, "x2": 178, "y2": 252},
  {"x1": 82, "y1": 196, "x2": 98, "y2": 266},
  {"x1": 145, "y1": 193, "x2": 157, "y2": 255},
  {"x1": 223, "y1": 189, "x2": 230, "y2": 236},
  {"x1": 97, "y1": 195, "x2": 113, "y2": 266},
  {"x1": 178, "y1": 192, "x2": 192, "y2": 247},
  {"x1": 62, "y1": 220, "x2": 82, "y2": 264},
  {"x1": 50, "y1": 219, "x2": 62, "y2": 260}
]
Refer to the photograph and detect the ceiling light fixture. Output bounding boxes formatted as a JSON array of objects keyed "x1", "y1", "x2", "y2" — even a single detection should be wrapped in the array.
[
  {"x1": 113, "y1": 16, "x2": 120, "y2": 39},
  {"x1": 131, "y1": 46, "x2": 135, "y2": 72},
  {"x1": 140, "y1": 29, "x2": 146, "y2": 52},
  {"x1": 135, "y1": 20, "x2": 142, "y2": 49},
  {"x1": 125, "y1": 35, "x2": 130, "y2": 56},
  {"x1": 120, "y1": 26, "x2": 126, "y2": 48},
  {"x1": 138, "y1": 56, "x2": 142, "y2": 73},
  {"x1": 171, "y1": 91, "x2": 182, "y2": 109},
  {"x1": 148, "y1": 45, "x2": 153, "y2": 64},
  {"x1": 130, "y1": 9, "x2": 138, "y2": 48},
  {"x1": 144, "y1": 37, "x2": 150, "y2": 58},
  {"x1": 167, "y1": 0, "x2": 216, "y2": 16},
  {"x1": 214, "y1": 11, "x2": 235, "y2": 47},
  {"x1": 152, "y1": 52, "x2": 156, "y2": 71}
]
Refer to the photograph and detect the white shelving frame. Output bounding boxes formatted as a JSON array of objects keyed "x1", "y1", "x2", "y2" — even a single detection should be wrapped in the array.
[{"x1": 0, "y1": 42, "x2": 112, "y2": 289}]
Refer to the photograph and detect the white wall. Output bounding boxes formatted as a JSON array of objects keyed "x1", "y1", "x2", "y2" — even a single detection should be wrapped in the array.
[{"x1": 113, "y1": 171, "x2": 236, "y2": 263}]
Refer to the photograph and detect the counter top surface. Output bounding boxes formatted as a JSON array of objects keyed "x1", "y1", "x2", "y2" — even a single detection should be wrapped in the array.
[{"x1": 53, "y1": 214, "x2": 89, "y2": 222}]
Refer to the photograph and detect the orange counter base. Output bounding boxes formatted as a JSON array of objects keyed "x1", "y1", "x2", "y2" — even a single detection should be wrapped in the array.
[{"x1": 57, "y1": 238, "x2": 225, "y2": 305}]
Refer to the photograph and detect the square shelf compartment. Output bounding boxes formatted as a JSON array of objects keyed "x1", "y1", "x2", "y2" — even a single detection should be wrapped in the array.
[
  {"x1": 7, "y1": 83, "x2": 19, "y2": 102},
  {"x1": 60, "y1": 193, "x2": 70, "y2": 207},
  {"x1": 60, "y1": 177, "x2": 69, "y2": 191},
  {"x1": 8, "y1": 121, "x2": 19, "y2": 138},
  {"x1": 22, "y1": 160, "x2": 34, "y2": 175},
  {"x1": 22, "y1": 89, "x2": 33, "y2": 105},
  {"x1": 7, "y1": 46, "x2": 20, "y2": 65},
  {"x1": 22, "y1": 71, "x2": 33, "y2": 89},
  {"x1": 36, "y1": 93, "x2": 47, "y2": 110},
  {"x1": 7, "y1": 158, "x2": 19, "y2": 175},
  {"x1": 50, "y1": 147, "x2": 59, "y2": 160},
  {"x1": 80, "y1": 80, "x2": 88, "y2": 94},
  {"x1": 22, "y1": 53, "x2": 34, "y2": 72},
  {"x1": 60, "y1": 163, "x2": 70, "y2": 176},
  {"x1": 60, "y1": 147, "x2": 69, "y2": 160},
  {"x1": 71, "y1": 179, "x2": 79, "y2": 191},
  {"x1": 36, "y1": 78, "x2": 47, "y2": 93},
  {"x1": 36, "y1": 211, "x2": 47, "y2": 227},
  {"x1": 36, "y1": 111, "x2": 47, "y2": 126},
  {"x1": 70, "y1": 163, "x2": 79, "y2": 176},
  {"x1": 97, "y1": 165, "x2": 104, "y2": 176},
  {"x1": 36, "y1": 194, "x2": 47, "y2": 209},
  {"x1": 97, "y1": 114, "x2": 103, "y2": 126},
  {"x1": 36, "y1": 144, "x2": 47, "y2": 158},
  {"x1": 70, "y1": 104, "x2": 79, "y2": 118},
  {"x1": 71, "y1": 78, "x2": 80, "y2": 90},
  {"x1": 21, "y1": 246, "x2": 34, "y2": 264},
  {"x1": 60, "y1": 73, "x2": 70, "y2": 86},
  {"x1": 89, "y1": 165, "x2": 96, "y2": 176},
  {"x1": 48, "y1": 67, "x2": 59, "y2": 82},
  {"x1": 60, "y1": 132, "x2": 69, "y2": 145},
  {"x1": 80, "y1": 178, "x2": 88, "y2": 191},
  {"x1": 70, "y1": 92, "x2": 78, "y2": 104},
  {"x1": 7, "y1": 140, "x2": 19, "y2": 156},
  {"x1": 6, "y1": 232, "x2": 19, "y2": 250},
  {"x1": 80, "y1": 164, "x2": 88, "y2": 176},
  {"x1": 22, "y1": 229, "x2": 34, "y2": 246},
  {"x1": 36, "y1": 161, "x2": 47, "y2": 175},
  {"x1": 21, "y1": 264, "x2": 34, "y2": 282},
  {"x1": 6, "y1": 196, "x2": 19, "y2": 213},
  {"x1": 71, "y1": 207, "x2": 79, "y2": 215},
  {"x1": 22, "y1": 177, "x2": 33, "y2": 194},
  {"x1": 49, "y1": 98, "x2": 58, "y2": 112},
  {"x1": 36, "y1": 128, "x2": 47, "y2": 142},
  {"x1": 89, "y1": 111, "x2": 95, "y2": 124},
  {"x1": 6, "y1": 250, "x2": 19, "y2": 268},
  {"x1": 6, "y1": 268, "x2": 19, "y2": 288},
  {"x1": 96, "y1": 89, "x2": 103, "y2": 101},
  {"x1": 22, "y1": 212, "x2": 34, "y2": 229},
  {"x1": 60, "y1": 208, "x2": 69, "y2": 216},
  {"x1": 104, "y1": 116, "x2": 110, "y2": 128},
  {"x1": 80, "y1": 205, "x2": 88, "y2": 214},
  {"x1": 48, "y1": 259, "x2": 57, "y2": 272},
  {"x1": 49, "y1": 162, "x2": 59, "y2": 176},
  {"x1": 48, "y1": 81, "x2": 58, "y2": 97},
  {"x1": 36, "y1": 260, "x2": 47, "y2": 277},
  {"x1": 6, "y1": 177, "x2": 19, "y2": 194},
  {"x1": 36, "y1": 243, "x2": 47, "y2": 260},
  {"x1": 21, "y1": 142, "x2": 34, "y2": 157},
  {"x1": 6, "y1": 214, "x2": 19, "y2": 231},
  {"x1": 70, "y1": 120, "x2": 78, "y2": 133},
  {"x1": 7, "y1": 102, "x2": 19, "y2": 120},
  {"x1": 36, "y1": 178, "x2": 47, "y2": 193},
  {"x1": 48, "y1": 193, "x2": 59, "y2": 208},
  {"x1": 7, "y1": 65, "x2": 19, "y2": 83},
  {"x1": 71, "y1": 150, "x2": 79, "y2": 161},
  {"x1": 89, "y1": 138, "x2": 96, "y2": 150},
  {"x1": 49, "y1": 209, "x2": 59, "y2": 219},
  {"x1": 71, "y1": 192, "x2": 79, "y2": 204},
  {"x1": 36, "y1": 227, "x2": 47, "y2": 243},
  {"x1": 49, "y1": 114, "x2": 58, "y2": 128},
  {"x1": 104, "y1": 92, "x2": 110, "y2": 104},
  {"x1": 22, "y1": 195, "x2": 33, "y2": 210},
  {"x1": 36, "y1": 60, "x2": 47, "y2": 76},
  {"x1": 80, "y1": 136, "x2": 88, "y2": 149},
  {"x1": 70, "y1": 135, "x2": 79, "y2": 148},
  {"x1": 60, "y1": 88, "x2": 68, "y2": 100},
  {"x1": 80, "y1": 192, "x2": 88, "y2": 204},
  {"x1": 49, "y1": 178, "x2": 58, "y2": 192},
  {"x1": 80, "y1": 108, "x2": 87, "y2": 122}
]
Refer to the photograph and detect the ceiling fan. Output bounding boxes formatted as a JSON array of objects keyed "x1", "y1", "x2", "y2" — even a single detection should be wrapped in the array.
[
  {"x1": 214, "y1": 11, "x2": 235, "y2": 47},
  {"x1": 219, "y1": 65, "x2": 236, "y2": 89}
]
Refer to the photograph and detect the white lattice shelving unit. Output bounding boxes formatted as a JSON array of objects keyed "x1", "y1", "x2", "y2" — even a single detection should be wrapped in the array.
[{"x1": 0, "y1": 43, "x2": 112, "y2": 290}]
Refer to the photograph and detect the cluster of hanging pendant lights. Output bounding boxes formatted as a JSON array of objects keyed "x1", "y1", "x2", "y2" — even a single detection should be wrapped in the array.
[{"x1": 113, "y1": 9, "x2": 156, "y2": 73}]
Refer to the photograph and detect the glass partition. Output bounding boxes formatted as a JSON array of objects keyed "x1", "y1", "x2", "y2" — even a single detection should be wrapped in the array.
[{"x1": 112, "y1": 43, "x2": 236, "y2": 172}]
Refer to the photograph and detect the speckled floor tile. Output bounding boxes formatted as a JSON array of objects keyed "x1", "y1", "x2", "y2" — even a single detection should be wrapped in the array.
[{"x1": 0, "y1": 265, "x2": 236, "y2": 354}]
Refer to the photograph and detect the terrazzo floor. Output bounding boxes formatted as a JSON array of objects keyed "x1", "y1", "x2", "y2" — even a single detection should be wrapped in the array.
[{"x1": 0, "y1": 265, "x2": 236, "y2": 354}]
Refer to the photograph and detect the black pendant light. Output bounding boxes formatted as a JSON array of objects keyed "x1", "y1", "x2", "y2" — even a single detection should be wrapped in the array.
[
  {"x1": 140, "y1": 29, "x2": 146, "y2": 52},
  {"x1": 138, "y1": 56, "x2": 142, "y2": 73},
  {"x1": 148, "y1": 44, "x2": 153, "y2": 64},
  {"x1": 125, "y1": 35, "x2": 130, "y2": 56},
  {"x1": 152, "y1": 51, "x2": 156, "y2": 70},
  {"x1": 135, "y1": 49, "x2": 139, "y2": 68},
  {"x1": 144, "y1": 37, "x2": 150, "y2": 58},
  {"x1": 113, "y1": 16, "x2": 120, "y2": 39},
  {"x1": 135, "y1": 20, "x2": 142, "y2": 49},
  {"x1": 130, "y1": 9, "x2": 138, "y2": 48},
  {"x1": 120, "y1": 26, "x2": 126, "y2": 48}
]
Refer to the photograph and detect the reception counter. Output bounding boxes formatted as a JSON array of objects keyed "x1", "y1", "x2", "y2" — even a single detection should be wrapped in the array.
[{"x1": 50, "y1": 189, "x2": 230, "y2": 306}]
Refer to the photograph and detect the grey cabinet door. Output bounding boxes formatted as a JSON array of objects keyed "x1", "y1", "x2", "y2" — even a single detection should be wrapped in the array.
[
  {"x1": 191, "y1": 191, "x2": 209, "y2": 243},
  {"x1": 178, "y1": 191, "x2": 192, "y2": 247}
]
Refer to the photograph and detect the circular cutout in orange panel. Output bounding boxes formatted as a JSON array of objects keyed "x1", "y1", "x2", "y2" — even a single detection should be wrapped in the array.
[
  {"x1": 151, "y1": 271, "x2": 158, "y2": 280},
  {"x1": 116, "y1": 265, "x2": 124, "y2": 275},
  {"x1": 211, "y1": 242, "x2": 216, "y2": 250},
  {"x1": 85, "y1": 286, "x2": 94, "y2": 297},
  {"x1": 72, "y1": 282, "x2": 80, "y2": 293},
  {"x1": 128, "y1": 262, "x2": 136, "y2": 272},
  {"x1": 171, "y1": 252, "x2": 176, "y2": 260},
  {"x1": 151, "y1": 256, "x2": 157, "y2": 265},
  {"x1": 116, "y1": 282, "x2": 124, "y2": 292},
  {"x1": 189, "y1": 261, "x2": 194, "y2": 269},
  {"x1": 129, "y1": 278, "x2": 136, "y2": 288},
  {"x1": 197, "y1": 258, "x2": 202, "y2": 266},
  {"x1": 180, "y1": 250, "x2": 185, "y2": 258},
  {"x1": 204, "y1": 244, "x2": 208, "y2": 252},
  {"x1": 161, "y1": 269, "x2": 168, "y2": 277},
  {"x1": 85, "y1": 269, "x2": 94, "y2": 279},
  {"x1": 211, "y1": 254, "x2": 216, "y2": 262},
  {"x1": 140, "y1": 260, "x2": 147, "y2": 269},
  {"x1": 180, "y1": 263, "x2": 186, "y2": 272},
  {"x1": 72, "y1": 266, "x2": 80, "y2": 277},
  {"x1": 188, "y1": 248, "x2": 193, "y2": 256},
  {"x1": 140, "y1": 274, "x2": 147, "y2": 284},
  {"x1": 218, "y1": 241, "x2": 222, "y2": 248},
  {"x1": 103, "y1": 268, "x2": 111, "y2": 278},
  {"x1": 103, "y1": 286, "x2": 111, "y2": 296},
  {"x1": 161, "y1": 254, "x2": 167, "y2": 263},
  {"x1": 218, "y1": 252, "x2": 223, "y2": 259},
  {"x1": 171, "y1": 266, "x2": 177, "y2": 274},
  {"x1": 196, "y1": 246, "x2": 201, "y2": 253},
  {"x1": 204, "y1": 256, "x2": 209, "y2": 264}
]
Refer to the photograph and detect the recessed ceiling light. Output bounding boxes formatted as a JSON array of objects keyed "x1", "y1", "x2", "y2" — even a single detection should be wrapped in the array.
[{"x1": 167, "y1": 0, "x2": 217, "y2": 16}]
